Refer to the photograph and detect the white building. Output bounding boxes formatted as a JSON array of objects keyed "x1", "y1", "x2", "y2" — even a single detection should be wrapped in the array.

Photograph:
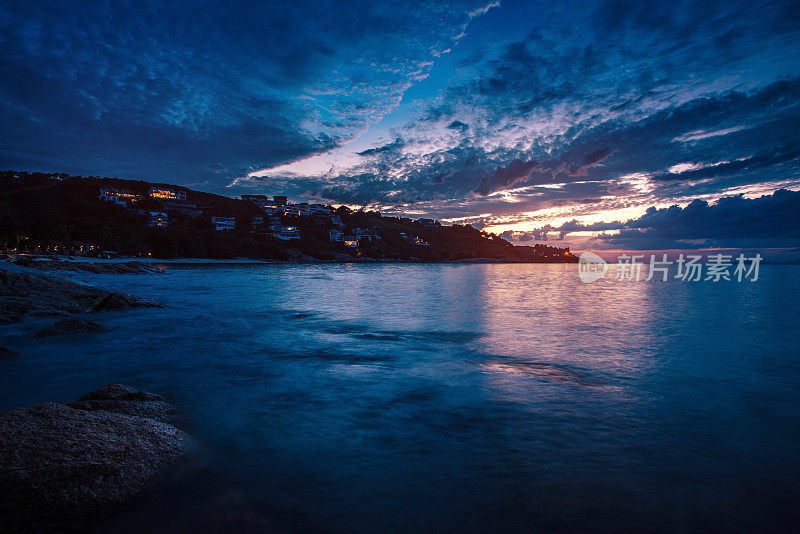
[
  {"x1": 274, "y1": 226, "x2": 300, "y2": 240},
  {"x1": 351, "y1": 227, "x2": 372, "y2": 241},
  {"x1": 309, "y1": 204, "x2": 331, "y2": 214},
  {"x1": 211, "y1": 216, "x2": 235, "y2": 231},
  {"x1": 263, "y1": 206, "x2": 282, "y2": 216},
  {"x1": 99, "y1": 187, "x2": 141, "y2": 206},
  {"x1": 149, "y1": 187, "x2": 186, "y2": 200},
  {"x1": 163, "y1": 200, "x2": 203, "y2": 217},
  {"x1": 283, "y1": 205, "x2": 301, "y2": 216},
  {"x1": 148, "y1": 211, "x2": 169, "y2": 227}
]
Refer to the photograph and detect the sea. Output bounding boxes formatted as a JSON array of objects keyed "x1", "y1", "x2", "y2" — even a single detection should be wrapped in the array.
[{"x1": 1, "y1": 263, "x2": 798, "y2": 533}]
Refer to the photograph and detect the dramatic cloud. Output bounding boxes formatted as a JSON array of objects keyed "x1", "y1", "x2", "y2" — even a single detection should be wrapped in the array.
[
  {"x1": 2, "y1": 0, "x2": 799, "y2": 251},
  {"x1": 237, "y1": 1, "x2": 798, "y2": 227},
  {"x1": 0, "y1": 0, "x2": 494, "y2": 185},
  {"x1": 503, "y1": 190, "x2": 800, "y2": 251},
  {"x1": 622, "y1": 190, "x2": 800, "y2": 240}
]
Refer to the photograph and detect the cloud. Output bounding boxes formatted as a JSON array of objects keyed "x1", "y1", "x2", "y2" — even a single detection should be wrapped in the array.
[
  {"x1": 623, "y1": 190, "x2": 800, "y2": 240},
  {"x1": 533, "y1": 190, "x2": 800, "y2": 250},
  {"x1": 672, "y1": 126, "x2": 748, "y2": 143},
  {"x1": 446, "y1": 120, "x2": 470, "y2": 132},
  {"x1": 356, "y1": 138, "x2": 406, "y2": 156},
  {"x1": 244, "y1": 0, "x2": 799, "y2": 218},
  {"x1": 0, "y1": 0, "x2": 494, "y2": 188},
  {"x1": 476, "y1": 158, "x2": 539, "y2": 195},
  {"x1": 3, "y1": 0, "x2": 799, "y2": 233}
]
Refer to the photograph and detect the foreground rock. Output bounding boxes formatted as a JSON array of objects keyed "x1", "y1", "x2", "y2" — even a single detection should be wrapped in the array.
[
  {"x1": 13, "y1": 259, "x2": 164, "y2": 275},
  {"x1": 35, "y1": 317, "x2": 106, "y2": 337},
  {"x1": 0, "y1": 346, "x2": 20, "y2": 359},
  {"x1": 0, "y1": 385, "x2": 192, "y2": 531},
  {"x1": 68, "y1": 384, "x2": 177, "y2": 423},
  {"x1": 0, "y1": 269, "x2": 162, "y2": 324}
]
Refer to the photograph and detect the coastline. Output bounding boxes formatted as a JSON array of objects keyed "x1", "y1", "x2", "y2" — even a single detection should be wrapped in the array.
[
  {"x1": 0, "y1": 266, "x2": 185, "y2": 530},
  {"x1": 4, "y1": 254, "x2": 579, "y2": 268}
]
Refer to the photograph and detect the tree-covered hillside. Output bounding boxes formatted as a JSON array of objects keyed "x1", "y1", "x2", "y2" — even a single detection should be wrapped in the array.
[{"x1": 0, "y1": 171, "x2": 577, "y2": 262}]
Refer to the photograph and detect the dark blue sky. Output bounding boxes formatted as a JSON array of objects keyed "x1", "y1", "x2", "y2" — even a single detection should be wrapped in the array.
[{"x1": 2, "y1": 0, "x2": 799, "y2": 250}]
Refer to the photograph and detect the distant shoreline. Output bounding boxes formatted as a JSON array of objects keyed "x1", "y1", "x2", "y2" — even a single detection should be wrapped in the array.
[
  {"x1": 1, "y1": 171, "x2": 578, "y2": 264},
  {"x1": 4, "y1": 254, "x2": 579, "y2": 269}
]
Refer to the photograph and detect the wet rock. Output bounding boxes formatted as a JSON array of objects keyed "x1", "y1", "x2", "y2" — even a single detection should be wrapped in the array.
[
  {"x1": 69, "y1": 384, "x2": 177, "y2": 423},
  {"x1": 27, "y1": 308, "x2": 71, "y2": 319},
  {"x1": 0, "y1": 300, "x2": 30, "y2": 324},
  {"x1": 0, "y1": 346, "x2": 20, "y2": 359},
  {"x1": 0, "y1": 387, "x2": 193, "y2": 531},
  {"x1": 0, "y1": 269, "x2": 162, "y2": 324},
  {"x1": 76, "y1": 384, "x2": 165, "y2": 403},
  {"x1": 13, "y1": 260, "x2": 164, "y2": 275},
  {"x1": 11, "y1": 256, "x2": 35, "y2": 267},
  {"x1": 89, "y1": 292, "x2": 159, "y2": 312},
  {"x1": 35, "y1": 317, "x2": 105, "y2": 337}
]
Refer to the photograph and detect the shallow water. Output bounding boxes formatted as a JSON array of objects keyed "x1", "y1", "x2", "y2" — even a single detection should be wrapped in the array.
[{"x1": 1, "y1": 263, "x2": 799, "y2": 532}]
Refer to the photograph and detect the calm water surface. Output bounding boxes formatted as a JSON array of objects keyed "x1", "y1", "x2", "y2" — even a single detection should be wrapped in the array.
[{"x1": 1, "y1": 264, "x2": 798, "y2": 532}]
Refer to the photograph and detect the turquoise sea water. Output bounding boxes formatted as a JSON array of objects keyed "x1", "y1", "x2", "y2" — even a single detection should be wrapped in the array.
[{"x1": 1, "y1": 263, "x2": 799, "y2": 532}]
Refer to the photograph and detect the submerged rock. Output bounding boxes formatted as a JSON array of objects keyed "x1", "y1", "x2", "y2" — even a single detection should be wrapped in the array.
[
  {"x1": 0, "y1": 346, "x2": 20, "y2": 359},
  {"x1": 75, "y1": 383, "x2": 164, "y2": 402},
  {"x1": 20, "y1": 260, "x2": 165, "y2": 275},
  {"x1": 34, "y1": 317, "x2": 106, "y2": 337},
  {"x1": 0, "y1": 385, "x2": 192, "y2": 531},
  {"x1": 0, "y1": 269, "x2": 162, "y2": 324},
  {"x1": 69, "y1": 384, "x2": 177, "y2": 423},
  {"x1": 90, "y1": 292, "x2": 158, "y2": 311}
]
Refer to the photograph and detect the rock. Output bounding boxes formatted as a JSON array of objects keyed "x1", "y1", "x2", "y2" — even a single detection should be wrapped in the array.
[
  {"x1": 0, "y1": 346, "x2": 20, "y2": 359},
  {"x1": 13, "y1": 260, "x2": 164, "y2": 275},
  {"x1": 89, "y1": 292, "x2": 160, "y2": 312},
  {"x1": 68, "y1": 384, "x2": 177, "y2": 423},
  {"x1": 35, "y1": 317, "x2": 105, "y2": 337},
  {"x1": 76, "y1": 384, "x2": 165, "y2": 403},
  {"x1": 12, "y1": 257, "x2": 35, "y2": 267},
  {"x1": 0, "y1": 269, "x2": 162, "y2": 324},
  {"x1": 0, "y1": 387, "x2": 192, "y2": 530}
]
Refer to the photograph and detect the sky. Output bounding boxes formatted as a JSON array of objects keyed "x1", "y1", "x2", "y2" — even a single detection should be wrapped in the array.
[{"x1": 1, "y1": 0, "x2": 799, "y2": 253}]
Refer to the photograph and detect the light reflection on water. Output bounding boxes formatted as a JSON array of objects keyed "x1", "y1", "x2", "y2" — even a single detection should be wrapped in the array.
[{"x1": 1, "y1": 263, "x2": 798, "y2": 533}]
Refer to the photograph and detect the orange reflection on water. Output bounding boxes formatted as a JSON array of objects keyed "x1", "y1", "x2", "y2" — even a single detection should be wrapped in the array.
[{"x1": 473, "y1": 263, "x2": 664, "y2": 401}]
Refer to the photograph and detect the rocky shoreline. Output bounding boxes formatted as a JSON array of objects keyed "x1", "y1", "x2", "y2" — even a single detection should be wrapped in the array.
[
  {"x1": 0, "y1": 385, "x2": 194, "y2": 532},
  {"x1": 9, "y1": 257, "x2": 166, "y2": 274},
  {"x1": 0, "y1": 268, "x2": 162, "y2": 325},
  {"x1": 4, "y1": 253, "x2": 578, "y2": 267},
  {"x1": 0, "y1": 265, "x2": 198, "y2": 530}
]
